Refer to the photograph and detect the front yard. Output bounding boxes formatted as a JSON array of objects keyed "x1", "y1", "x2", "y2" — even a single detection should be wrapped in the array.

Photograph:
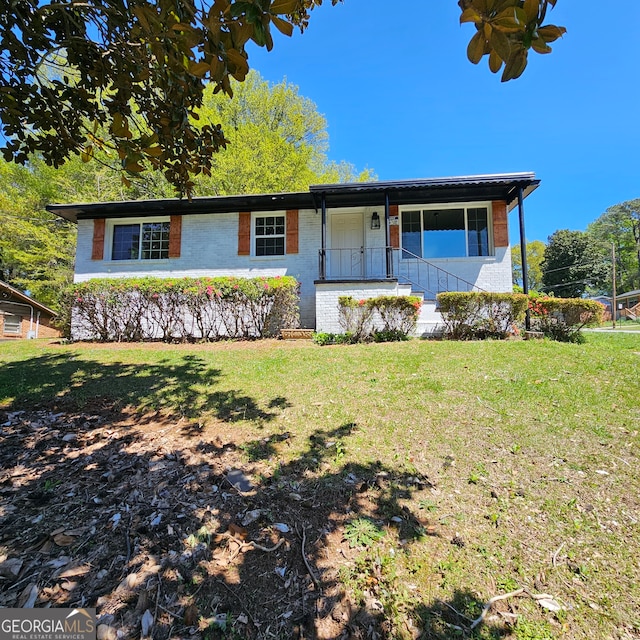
[{"x1": 0, "y1": 334, "x2": 638, "y2": 639}]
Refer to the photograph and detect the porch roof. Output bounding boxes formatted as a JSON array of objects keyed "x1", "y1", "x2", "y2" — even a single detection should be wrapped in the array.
[
  {"x1": 47, "y1": 172, "x2": 539, "y2": 223},
  {"x1": 309, "y1": 172, "x2": 539, "y2": 209}
]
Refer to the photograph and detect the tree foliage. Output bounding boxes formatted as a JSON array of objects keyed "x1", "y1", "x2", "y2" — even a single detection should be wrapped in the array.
[
  {"x1": 541, "y1": 229, "x2": 608, "y2": 298},
  {"x1": 459, "y1": 0, "x2": 565, "y2": 81},
  {"x1": 191, "y1": 72, "x2": 373, "y2": 195},
  {"x1": 0, "y1": 71, "x2": 370, "y2": 309},
  {"x1": 587, "y1": 199, "x2": 640, "y2": 295},
  {"x1": 512, "y1": 239, "x2": 545, "y2": 291},
  {"x1": 0, "y1": 0, "x2": 564, "y2": 195}
]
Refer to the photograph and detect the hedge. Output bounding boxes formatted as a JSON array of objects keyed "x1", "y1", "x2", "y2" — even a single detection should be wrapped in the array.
[
  {"x1": 437, "y1": 292, "x2": 604, "y2": 342},
  {"x1": 64, "y1": 276, "x2": 300, "y2": 342},
  {"x1": 528, "y1": 296, "x2": 604, "y2": 342},
  {"x1": 437, "y1": 292, "x2": 528, "y2": 340}
]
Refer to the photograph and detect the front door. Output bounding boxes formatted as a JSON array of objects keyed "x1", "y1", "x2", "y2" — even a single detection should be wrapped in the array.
[{"x1": 330, "y1": 214, "x2": 364, "y2": 278}]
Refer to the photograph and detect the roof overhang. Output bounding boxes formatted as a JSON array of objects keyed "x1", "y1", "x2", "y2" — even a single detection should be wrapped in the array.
[
  {"x1": 0, "y1": 280, "x2": 57, "y2": 317},
  {"x1": 309, "y1": 172, "x2": 539, "y2": 210},
  {"x1": 46, "y1": 172, "x2": 539, "y2": 223}
]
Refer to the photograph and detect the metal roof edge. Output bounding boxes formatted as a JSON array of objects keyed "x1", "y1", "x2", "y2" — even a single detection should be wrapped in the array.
[{"x1": 0, "y1": 280, "x2": 57, "y2": 317}]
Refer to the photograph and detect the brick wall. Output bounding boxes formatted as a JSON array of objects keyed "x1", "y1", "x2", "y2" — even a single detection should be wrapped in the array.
[{"x1": 1, "y1": 312, "x2": 61, "y2": 339}]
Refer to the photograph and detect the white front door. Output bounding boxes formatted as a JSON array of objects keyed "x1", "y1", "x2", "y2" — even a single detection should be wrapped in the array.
[{"x1": 330, "y1": 213, "x2": 364, "y2": 278}]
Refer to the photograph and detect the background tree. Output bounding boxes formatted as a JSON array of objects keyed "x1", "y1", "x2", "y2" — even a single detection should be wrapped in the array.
[
  {"x1": 512, "y1": 239, "x2": 545, "y2": 291},
  {"x1": 0, "y1": 72, "x2": 370, "y2": 308},
  {"x1": 587, "y1": 199, "x2": 640, "y2": 295},
  {"x1": 541, "y1": 229, "x2": 609, "y2": 298},
  {"x1": 0, "y1": 0, "x2": 564, "y2": 195},
  {"x1": 191, "y1": 71, "x2": 373, "y2": 195}
]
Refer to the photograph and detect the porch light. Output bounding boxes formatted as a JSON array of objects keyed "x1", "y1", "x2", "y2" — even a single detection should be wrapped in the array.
[{"x1": 371, "y1": 211, "x2": 381, "y2": 230}]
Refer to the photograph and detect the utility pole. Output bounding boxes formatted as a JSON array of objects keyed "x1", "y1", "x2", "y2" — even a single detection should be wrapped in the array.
[{"x1": 612, "y1": 242, "x2": 617, "y2": 330}]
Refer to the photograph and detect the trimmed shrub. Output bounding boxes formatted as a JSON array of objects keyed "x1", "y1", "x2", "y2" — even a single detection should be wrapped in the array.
[
  {"x1": 331, "y1": 295, "x2": 422, "y2": 344},
  {"x1": 67, "y1": 276, "x2": 300, "y2": 342},
  {"x1": 529, "y1": 297, "x2": 604, "y2": 342},
  {"x1": 337, "y1": 297, "x2": 374, "y2": 342},
  {"x1": 372, "y1": 296, "x2": 422, "y2": 335},
  {"x1": 437, "y1": 292, "x2": 528, "y2": 340}
]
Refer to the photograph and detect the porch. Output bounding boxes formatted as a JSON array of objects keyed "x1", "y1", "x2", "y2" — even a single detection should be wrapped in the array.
[
  {"x1": 310, "y1": 173, "x2": 538, "y2": 331},
  {"x1": 318, "y1": 246, "x2": 482, "y2": 298}
]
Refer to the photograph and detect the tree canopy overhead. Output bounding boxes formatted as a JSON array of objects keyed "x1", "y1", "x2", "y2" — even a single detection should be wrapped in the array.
[{"x1": 0, "y1": 0, "x2": 564, "y2": 195}]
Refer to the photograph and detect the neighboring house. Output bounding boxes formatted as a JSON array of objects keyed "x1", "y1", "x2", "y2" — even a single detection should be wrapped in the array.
[
  {"x1": 0, "y1": 280, "x2": 61, "y2": 339},
  {"x1": 590, "y1": 290, "x2": 640, "y2": 321},
  {"x1": 47, "y1": 173, "x2": 539, "y2": 335},
  {"x1": 615, "y1": 289, "x2": 640, "y2": 320}
]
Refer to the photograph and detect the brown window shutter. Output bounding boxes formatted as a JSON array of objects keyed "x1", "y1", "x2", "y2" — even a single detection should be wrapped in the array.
[
  {"x1": 238, "y1": 211, "x2": 251, "y2": 255},
  {"x1": 492, "y1": 201, "x2": 509, "y2": 248},
  {"x1": 91, "y1": 218, "x2": 105, "y2": 260},
  {"x1": 286, "y1": 209, "x2": 299, "y2": 254},
  {"x1": 168, "y1": 215, "x2": 182, "y2": 258},
  {"x1": 389, "y1": 205, "x2": 399, "y2": 249}
]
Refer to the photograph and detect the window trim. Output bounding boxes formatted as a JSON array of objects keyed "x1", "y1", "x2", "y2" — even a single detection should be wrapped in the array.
[
  {"x1": 106, "y1": 217, "x2": 171, "y2": 262},
  {"x1": 252, "y1": 212, "x2": 287, "y2": 258},
  {"x1": 399, "y1": 202, "x2": 494, "y2": 259}
]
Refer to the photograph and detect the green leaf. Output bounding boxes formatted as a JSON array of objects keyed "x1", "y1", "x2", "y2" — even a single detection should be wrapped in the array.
[
  {"x1": 531, "y1": 37, "x2": 552, "y2": 54},
  {"x1": 467, "y1": 31, "x2": 487, "y2": 65},
  {"x1": 251, "y1": 20, "x2": 267, "y2": 46},
  {"x1": 490, "y1": 27, "x2": 511, "y2": 61},
  {"x1": 189, "y1": 61, "x2": 211, "y2": 77},
  {"x1": 501, "y1": 49, "x2": 528, "y2": 81},
  {"x1": 230, "y1": 2, "x2": 251, "y2": 17},
  {"x1": 111, "y1": 113, "x2": 132, "y2": 139},
  {"x1": 488, "y1": 49, "x2": 503, "y2": 73},
  {"x1": 270, "y1": 14, "x2": 293, "y2": 36},
  {"x1": 538, "y1": 25, "x2": 566, "y2": 43},
  {"x1": 522, "y1": 0, "x2": 539, "y2": 23},
  {"x1": 270, "y1": 0, "x2": 299, "y2": 14},
  {"x1": 460, "y1": 7, "x2": 482, "y2": 24}
]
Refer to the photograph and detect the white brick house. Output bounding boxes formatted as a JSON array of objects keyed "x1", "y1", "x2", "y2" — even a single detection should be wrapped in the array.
[{"x1": 48, "y1": 173, "x2": 539, "y2": 335}]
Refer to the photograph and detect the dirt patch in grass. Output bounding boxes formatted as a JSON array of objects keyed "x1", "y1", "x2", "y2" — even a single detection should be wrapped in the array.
[{"x1": 0, "y1": 402, "x2": 443, "y2": 639}]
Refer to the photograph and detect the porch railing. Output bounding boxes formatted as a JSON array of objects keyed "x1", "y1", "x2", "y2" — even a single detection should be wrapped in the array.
[
  {"x1": 318, "y1": 247, "x2": 392, "y2": 280},
  {"x1": 318, "y1": 247, "x2": 482, "y2": 297},
  {"x1": 396, "y1": 249, "x2": 484, "y2": 298}
]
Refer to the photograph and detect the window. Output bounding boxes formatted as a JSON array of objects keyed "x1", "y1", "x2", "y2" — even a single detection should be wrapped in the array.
[
  {"x1": 401, "y1": 205, "x2": 490, "y2": 258},
  {"x1": 3, "y1": 314, "x2": 21, "y2": 335},
  {"x1": 255, "y1": 215, "x2": 285, "y2": 256},
  {"x1": 112, "y1": 221, "x2": 170, "y2": 260}
]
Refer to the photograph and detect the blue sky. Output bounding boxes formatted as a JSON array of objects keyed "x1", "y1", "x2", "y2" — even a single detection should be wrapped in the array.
[{"x1": 247, "y1": 1, "x2": 640, "y2": 244}]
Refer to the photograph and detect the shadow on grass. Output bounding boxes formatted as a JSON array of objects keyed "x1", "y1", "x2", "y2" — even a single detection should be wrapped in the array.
[
  {"x1": 0, "y1": 352, "x2": 281, "y2": 424},
  {"x1": 0, "y1": 353, "x2": 515, "y2": 639}
]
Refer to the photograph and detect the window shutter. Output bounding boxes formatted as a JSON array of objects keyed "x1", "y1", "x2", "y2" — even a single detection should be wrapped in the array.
[
  {"x1": 238, "y1": 212, "x2": 251, "y2": 255},
  {"x1": 389, "y1": 205, "x2": 400, "y2": 249},
  {"x1": 168, "y1": 215, "x2": 182, "y2": 258},
  {"x1": 492, "y1": 201, "x2": 508, "y2": 247},
  {"x1": 286, "y1": 209, "x2": 299, "y2": 254},
  {"x1": 91, "y1": 218, "x2": 105, "y2": 260}
]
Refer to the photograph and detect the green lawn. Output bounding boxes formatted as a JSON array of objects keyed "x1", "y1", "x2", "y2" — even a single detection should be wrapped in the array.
[{"x1": 1, "y1": 334, "x2": 639, "y2": 639}]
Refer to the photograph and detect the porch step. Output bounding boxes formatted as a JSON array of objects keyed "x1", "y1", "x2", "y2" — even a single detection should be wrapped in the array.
[{"x1": 415, "y1": 297, "x2": 444, "y2": 337}]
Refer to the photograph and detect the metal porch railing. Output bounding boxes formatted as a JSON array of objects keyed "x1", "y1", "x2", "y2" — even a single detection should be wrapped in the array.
[{"x1": 318, "y1": 247, "x2": 483, "y2": 298}]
